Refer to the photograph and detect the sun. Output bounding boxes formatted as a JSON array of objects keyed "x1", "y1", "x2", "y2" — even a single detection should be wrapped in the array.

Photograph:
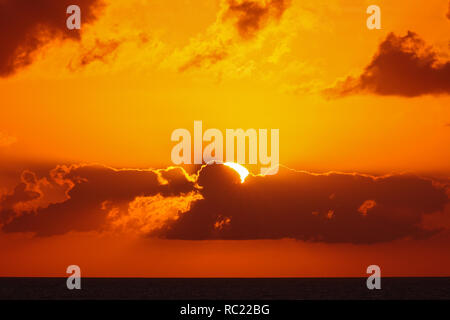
[{"x1": 224, "y1": 162, "x2": 249, "y2": 183}]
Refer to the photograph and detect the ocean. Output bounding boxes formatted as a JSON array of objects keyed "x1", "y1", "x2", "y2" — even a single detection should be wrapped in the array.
[{"x1": 0, "y1": 277, "x2": 449, "y2": 300}]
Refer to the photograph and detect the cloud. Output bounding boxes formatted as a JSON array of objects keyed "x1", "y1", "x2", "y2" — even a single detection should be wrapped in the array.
[
  {"x1": 325, "y1": 32, "x2": 450, "y2": 97},
  {"x1": 178, "y1": 44, "x2": 229, "y2": 73},
  {"x1": 0, "y1": 165, "x2": 196, "y2": 236},
  {"x1": 223, "y1": 0, "x2": 290, "y2": 39},
  {"x1": 1, "y1": 163, "x2": 448, "y2": 244},
  {"x1": 0, "y1": 0, "x2": 103, "y2": 77},
  {"x1": 154, "y1": 164, "x2": 448, "y2": 244},
  {"x1": 0, "y1": 182, "x2": 40, "y2": 225},
  {"x1": 176, "y1": 0, "x2": 291, "y2": 72},
  {"x1": 109, "y1": 192, "x2": 202, "y2": 235},
  {"x1": 68, "y1": 39, "x2": 121, "y2": 69}
]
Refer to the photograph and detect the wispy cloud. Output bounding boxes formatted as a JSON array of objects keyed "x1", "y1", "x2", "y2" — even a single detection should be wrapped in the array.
[{"x1": 175, "y1": 0, "x2": 292, "y2": 73}]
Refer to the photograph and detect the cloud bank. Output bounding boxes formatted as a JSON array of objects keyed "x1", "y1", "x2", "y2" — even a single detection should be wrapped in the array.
[{"x1": 1, "y1": 163, "x2": 448, "y2": 244}]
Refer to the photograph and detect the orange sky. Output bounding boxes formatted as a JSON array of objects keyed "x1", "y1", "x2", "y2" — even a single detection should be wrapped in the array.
[{"x1": 0, "y1": 0, "x2": 449, "y2": 277}]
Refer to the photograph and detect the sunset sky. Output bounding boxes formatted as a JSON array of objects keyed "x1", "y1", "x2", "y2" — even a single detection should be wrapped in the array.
[{"x1": 0, "y1": 0, "x2": 449, "y2": 277}]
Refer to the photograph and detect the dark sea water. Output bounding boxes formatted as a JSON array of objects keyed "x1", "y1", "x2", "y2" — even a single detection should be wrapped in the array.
[{"x1": 0, "y1": 277, "x2": 449, "y2": 300}]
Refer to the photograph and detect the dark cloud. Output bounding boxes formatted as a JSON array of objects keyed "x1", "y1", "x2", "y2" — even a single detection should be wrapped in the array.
[
  {"x1": 0, "y1": 165, "x2": 195, "y2": 236},
  {"x1": 0, "y1": 0, "x2": 103, "y2": 77},
  {"x1": 224, "y1": 0, "x2": 290, "y2": 39},
  {"x1": 154, "y1": 164, "x2": 449, "y2": 244},
  {"x1": 325, "y1": 32, "x2": 450, "y2": 97},
  {"x1": 1, "y1": 163, "x2": 448, "y2": 243}
]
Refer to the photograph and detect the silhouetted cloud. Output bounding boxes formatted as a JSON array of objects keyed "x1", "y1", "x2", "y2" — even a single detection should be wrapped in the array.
[
  {"x1": 154, "y1": 164, "x2": 448, "y2": 244},
  {"x1": 1, "y1": 163, "x2": 448, "y2": 244},
  {"x1": 325, "y1": 32, "x2": 450, "y2": 97},
  {"x1": 0, "y1": 0, "x2": 103, "y2": 77},
  {"x1": 0, "y1": 165, "x2": 195, "y2": 236},
  {"x1": 224, "y1": 0, "x2": 290, "y2": 39}
]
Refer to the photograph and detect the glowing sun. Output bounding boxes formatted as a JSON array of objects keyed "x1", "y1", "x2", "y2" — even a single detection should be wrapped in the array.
[{"x1": 224, "y1": 162, "x2": 249, "y2": 183}]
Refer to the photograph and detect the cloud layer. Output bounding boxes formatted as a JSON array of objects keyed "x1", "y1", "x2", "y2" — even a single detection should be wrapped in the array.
[
  {"x1": 1, "y1": 163, "x2": 448, "y2": 244},
  {"x1": 0, "y1": 0, "x2": 102, "y2": 77},
  {"x1": 326, "y1": 32, "x2": 450, "y2": 97}
]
